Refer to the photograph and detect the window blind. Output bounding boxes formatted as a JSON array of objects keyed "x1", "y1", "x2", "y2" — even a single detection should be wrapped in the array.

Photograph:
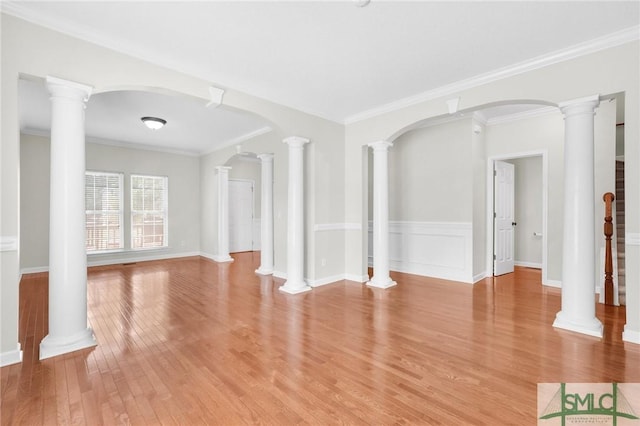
[
  {"x1": 85, "y1": 171, "x2": 124, "y2": 252},
  {"x1": 131, "y1": 174, "x2": 168, "y2": 249}
]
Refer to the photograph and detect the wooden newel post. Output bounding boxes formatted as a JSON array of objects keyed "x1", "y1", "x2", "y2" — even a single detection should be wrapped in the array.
[{"x1": 603, "y1": 192, "x2": 615, "y2": 305}]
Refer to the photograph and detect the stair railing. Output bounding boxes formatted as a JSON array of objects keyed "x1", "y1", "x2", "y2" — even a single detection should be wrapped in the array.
[{"x1": 603, "y1": 192, "x2": 615, "y2": 305}]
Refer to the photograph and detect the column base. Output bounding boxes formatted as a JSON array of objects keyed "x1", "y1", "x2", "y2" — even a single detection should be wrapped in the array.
[
  {"x1": 212, "y1": 255, "x2": 234, "y2": 263},
  {"x1": 623, "y1": 325, "x2": 640, "y2": 344},
  {"x1": 552, "y1": 311, "x2": 603, "y2": 338},
  {"x1": 279, "y1": 281, "x2": 312, "y2": 295},
  {"x1": 255, "y1": 267, "x2": 274, "y2": 275},
  {"x1": 366, "y1": 276, "x2": 397, "y2": 289},
  {"x1": 39, "y1": 328, "x2": 97, "y2": 360}
]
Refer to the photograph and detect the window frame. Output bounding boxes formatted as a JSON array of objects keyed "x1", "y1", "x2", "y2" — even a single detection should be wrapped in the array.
[{"x1": 130, "y1": 174, "x2": 169, "y2": 250}]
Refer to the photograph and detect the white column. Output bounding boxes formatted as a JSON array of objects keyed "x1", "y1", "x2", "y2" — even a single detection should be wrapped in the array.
[
  {"x1": 40, "y1": 76, "x2": 96, "y2": 360},
  {"x1": 367, "y1": 141, "x2": 397, "y2": 289},
  {"x1": 256, "y1": 153, "x2": 274, "y2": 275},
  {"x1": 553, "y1": 94, "x2": 602, "y2": 338},
  {"x1": 279, "y1": 137, "x2": 311, "y2": 294},
  {"x1": 214, "y1": 166, "x2": 234, "y2": 263}
]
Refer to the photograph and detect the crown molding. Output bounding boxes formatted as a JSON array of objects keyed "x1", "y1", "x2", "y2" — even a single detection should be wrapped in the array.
[
  {"x1": 3, "y1": 3, "x2": 638, "y2": 126},
  {"x1": 201, "y1": 126, "x2": 272, "y2": 156},
  {"x1": 486, "y1": 106, "x2": 560, "y2": 126},
  {"x1": 344, "y1": 25, "x2": 640, "y2": 124},
  {"x1": 21, "y1": 126, "x2": 272, "y2": 157}
]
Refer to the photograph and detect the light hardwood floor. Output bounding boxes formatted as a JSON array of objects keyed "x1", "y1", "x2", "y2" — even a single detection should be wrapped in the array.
[{"x1": 2, "y1": 253, "x2": 638, "y2": 424}]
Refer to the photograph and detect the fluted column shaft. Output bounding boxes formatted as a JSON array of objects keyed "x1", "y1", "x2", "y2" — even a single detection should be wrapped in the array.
[
  {"x1": 256, "y1": 153, "x2": 274, "y2": 275},
  {"x1": 367, "y1": 141, "x2": 397, "y2": 289},
  {"x1": 279, "y1": 137, "x2": 311, "y2": 294},
  {"x1": 553, "y1": 94, "x2": 602, "y2": 338},
  {"x1": 40, "y1": 76, "x2": 96, "y2": 360}
]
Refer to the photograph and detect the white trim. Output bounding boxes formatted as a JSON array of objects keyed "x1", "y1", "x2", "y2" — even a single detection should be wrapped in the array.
[
  {"x1": 211, "y1": 255, "x2": 234, "y2": 263},
  {"x1": 515, "y1": 261, "x2": 542, "y2": 269},
  {"x1": 473, "y1": 272, "x2": 488, "y2": 283},
  {"x1": 20, "y1": 266, "x2": 49, "y2": 275},
  {"x1": 486, "y1": 106, "x2": 559, "y2": 126},
  {"x1": 314, "y1": 222, "x2": 362, "y2": 232},
  {"x1": 345, "y1": 273, "x2": 369, "y2": 283},
  {"x1": 627, "y1": 233, "x2": 640, "y2": 245},
  {"x1": 623, "y1": 326, "x2": 640, "y2": 345},
  {"x1": 344, "y1": 25, "x2": 640, "y2": 124},
  {"x1": 202, "y1": 127, "x2": 273, "y2": 156},
  {"x1": 0, "y1": 344, "x2": 23, "y2": 367},
  {"x1": 89, "y1": 251, "x2": 200, "y2": 267},
  {"x1": 21, "y1": 126, "x2": 273, "y2": 158},
  {"x1": 0, "y1": 236, "x2": 18, "y2": 252},
  {"x1": 308, "y1": 274, "x2": 346, "y2": 288},
  {"x1": 544, "y1": 279, "x2": 562, "y2": 289},
  {"x1": 486, "y1": 151, "x2": 549, "y2": 284}
]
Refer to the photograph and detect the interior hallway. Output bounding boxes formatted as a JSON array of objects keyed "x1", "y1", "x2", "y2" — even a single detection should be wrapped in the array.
[{"x1": 1, "y1": 253, "x2": 638, "y2": 424}]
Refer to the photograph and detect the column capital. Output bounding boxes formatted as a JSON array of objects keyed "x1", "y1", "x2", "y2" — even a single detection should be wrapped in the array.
[
  {"x1": 257, "y1": 153, "x2": 274, "y2": 162},
  {"x1": 215, "y1": 166, "x2": 232, "y2": 174},
  {"x1": 368, "y1": 140, "x2": 393, "y2": 151},
  {"x1": 558, "y1": 94, "x2": 600, "y2": 117},
  {"x1": 283, "y1": 136, "x2": 310, "y2": 147},
  {"x1": 46, "y1": 76, "x2": 93, "y2": 102}
]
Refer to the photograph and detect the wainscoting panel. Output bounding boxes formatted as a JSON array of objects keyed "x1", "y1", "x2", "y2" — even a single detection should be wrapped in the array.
[{"x1": 369, "y1": 221, "x2": 473, "y2": 283}]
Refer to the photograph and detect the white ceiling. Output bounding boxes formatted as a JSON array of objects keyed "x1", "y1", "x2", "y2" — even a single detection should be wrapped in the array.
[{"x1": 7, "y1": 1, "x2": 639, "y2": 154}]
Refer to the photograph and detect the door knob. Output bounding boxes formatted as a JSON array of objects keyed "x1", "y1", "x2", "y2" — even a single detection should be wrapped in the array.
[{"x1": 512, "y1": 222, "x2": 517, "y2": 226}]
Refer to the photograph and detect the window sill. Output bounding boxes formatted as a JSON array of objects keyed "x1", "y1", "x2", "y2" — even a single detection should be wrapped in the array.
[{"x1": 88, "y1": 247, "x2": 169, "y2": 257}]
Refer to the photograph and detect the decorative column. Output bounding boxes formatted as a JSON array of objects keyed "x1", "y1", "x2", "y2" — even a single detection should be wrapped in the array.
[
  {"x1": 214, "y1": 166, "x2": 234, "y2": 262},
  {"x1": 553, "y1": 94, "x2": 602, "y2": 338},
  {"x1": 279, "y1": 137, "x2": 312, "y2": 294},
  {"x1": 256, "y1": 153, "x2": 274, "y2": 275},
  {"x1": 40, "y1": 76, "x2": 97, "y2": 360},
  {"x1": 367, "y1": 141, "x2": 397, "y2": 289}
]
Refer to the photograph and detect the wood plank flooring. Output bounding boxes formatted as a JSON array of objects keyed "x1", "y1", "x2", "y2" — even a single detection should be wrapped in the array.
[{"x1": 2, "y1": 253, "x2": 638, "y2": 424}]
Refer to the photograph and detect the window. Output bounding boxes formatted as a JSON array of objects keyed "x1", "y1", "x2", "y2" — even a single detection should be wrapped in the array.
[
  {"x1": 85, "y1": 171, "x2": 124, "y2": 252},
  {"x1": 131, "y1": 174, "x2": 168, "y2": 249}
]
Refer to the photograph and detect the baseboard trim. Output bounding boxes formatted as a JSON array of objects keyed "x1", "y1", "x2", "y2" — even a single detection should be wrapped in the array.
[
  {"x1": 21, "y1": 252, "x2": 206, "y2": 276},
  {"x1": 623, "y1": 326, "x2": 640, "y2": 345},
  {"x1": 0, "y1": 344, "x2": 23, "y2": 367},
  {"x1": 515, "y1": 261, "x2": 542, "y2": 269},
  {"x1": 344, "y1": 273, "x2": 369, "y2": 283},
  {"x1": 543, "y1": 279, "x2": 562, "y2": 288},
  {"x1": 20, "y1": 266, "x2": 49, "y2": 275},
  {"x1": 473, "y1": 272, "x2": 488, "y2": 283},
  {"x1": 273, "y1": 270, "x2": 287, "y2": 280}
]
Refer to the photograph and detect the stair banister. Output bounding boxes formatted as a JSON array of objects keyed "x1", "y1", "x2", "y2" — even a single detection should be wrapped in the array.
[{"x1": 603, "y1": 192, "x2": 615, "y2": 305}]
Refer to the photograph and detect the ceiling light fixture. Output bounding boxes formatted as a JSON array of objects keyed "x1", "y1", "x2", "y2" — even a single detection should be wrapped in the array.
[{"x1": 141, "y1": 116, "x2": 166, "y2": 130}]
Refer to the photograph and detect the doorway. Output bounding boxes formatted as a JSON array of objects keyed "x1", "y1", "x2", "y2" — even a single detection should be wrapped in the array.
[
  {"x1": 229, "y1": 179, "x2": 254, "y2": 253},
  {"x1": 488, "y1": 152, "x2": 547, "y2": 281}
]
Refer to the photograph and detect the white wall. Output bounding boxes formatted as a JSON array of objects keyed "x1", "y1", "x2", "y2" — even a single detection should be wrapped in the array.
[
  {"x1": 388, "y1": 118, "x2": 473, "y2": 222},
  {"x1": 20, "y1": 134, "x2": 201, "y2": 271}
]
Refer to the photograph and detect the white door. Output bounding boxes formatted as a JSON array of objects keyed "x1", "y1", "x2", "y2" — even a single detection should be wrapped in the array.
[
  {"x1": 229, "y1": 180, "x2": 254, "y2": 253},
  {"x1": 494, "y1": 161, "x2": 515, "y2": 276}
]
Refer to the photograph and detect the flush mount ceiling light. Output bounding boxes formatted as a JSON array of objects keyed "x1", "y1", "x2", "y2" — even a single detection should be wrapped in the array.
[{"x1": 141, "y1": 116, "x2": 166, "y2": 130}]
